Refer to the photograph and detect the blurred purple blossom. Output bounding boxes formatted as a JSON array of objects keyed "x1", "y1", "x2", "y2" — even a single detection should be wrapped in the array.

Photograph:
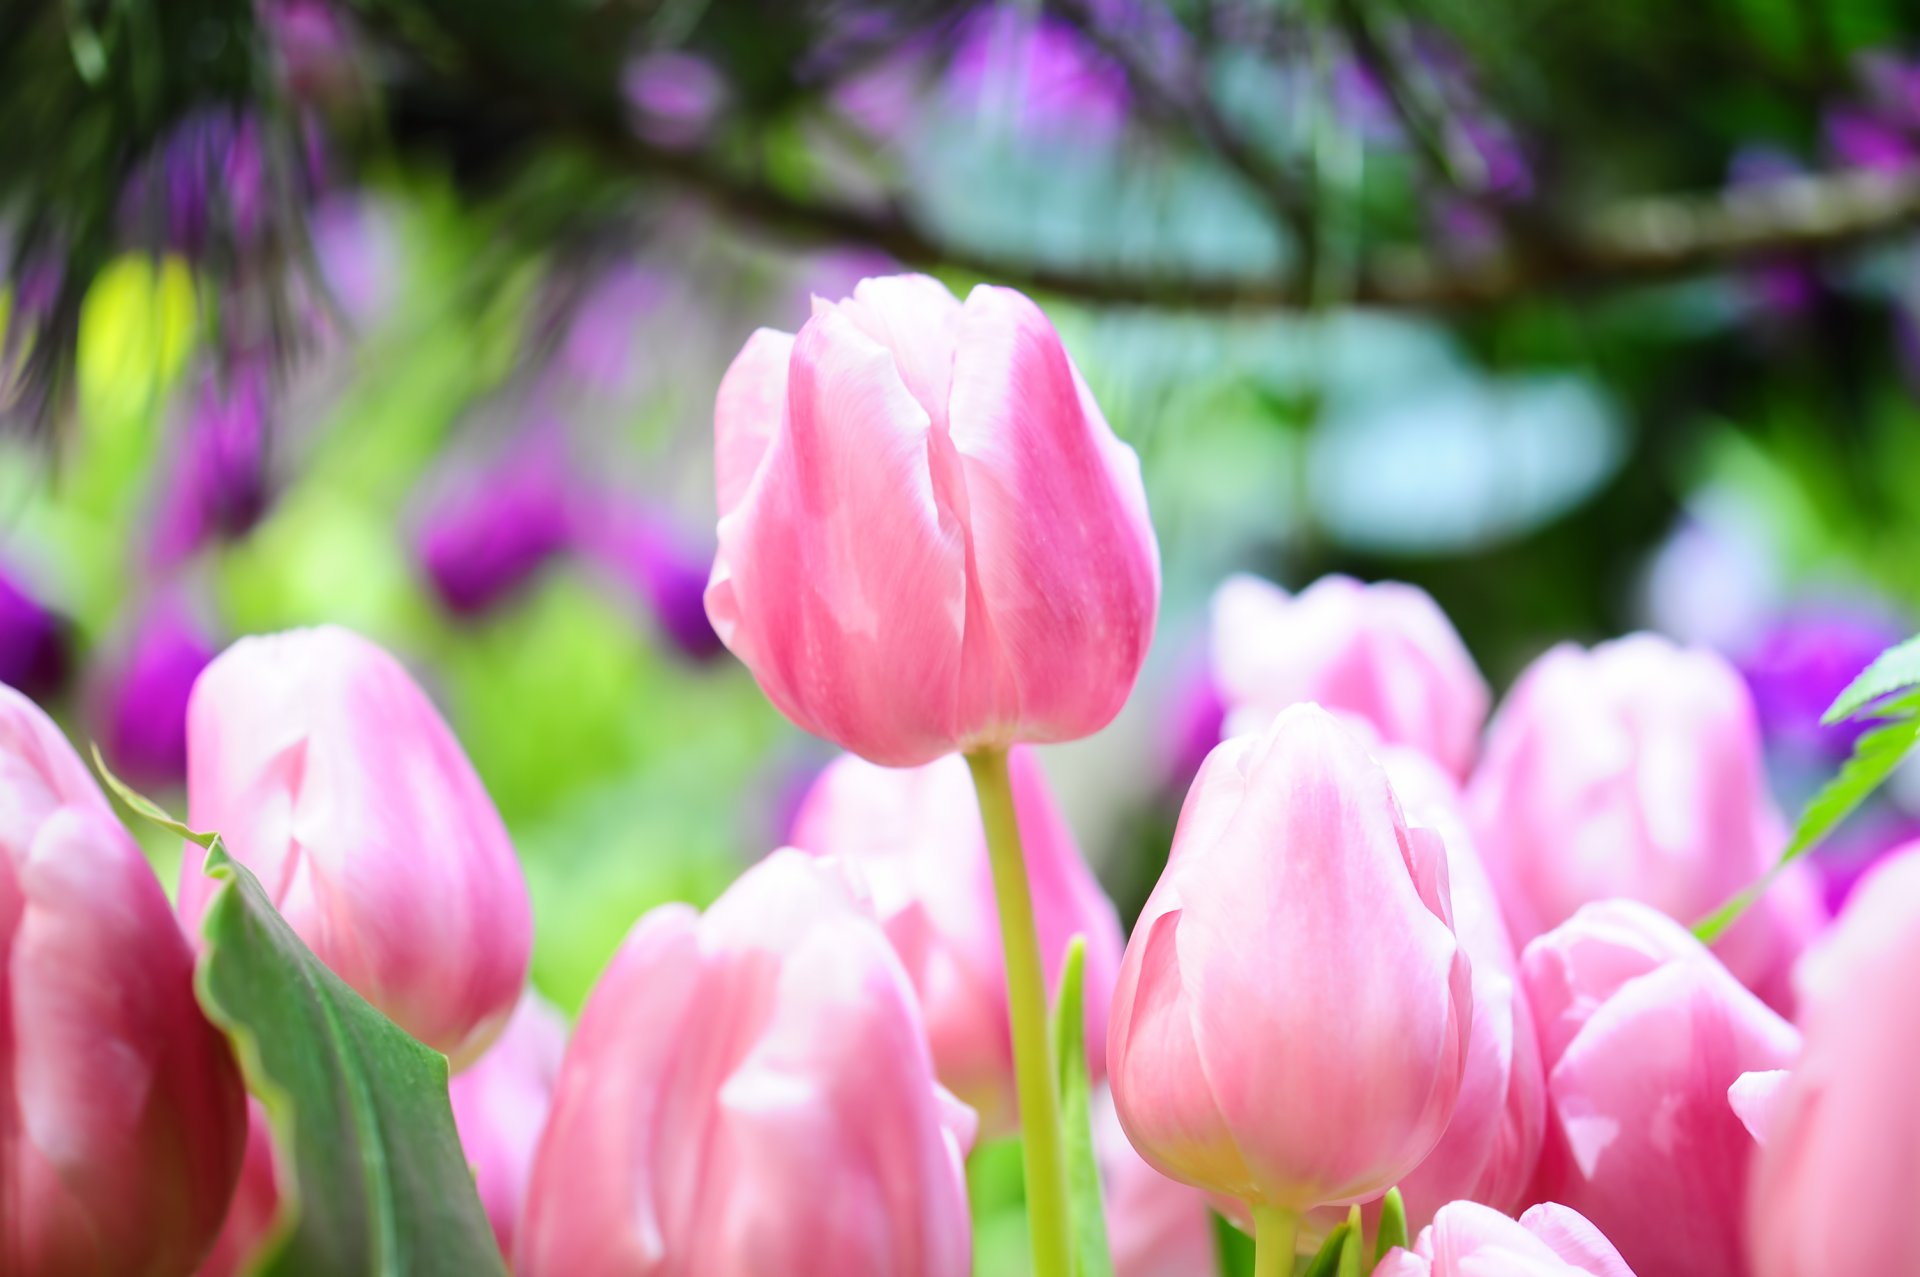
[
  {"x1": 417, "y1": 445, "x2": 575, "y2": 619},
  {"x1": 1728, "y1": 148, "x2": 1823, "y2": 320},
  {"x1": 558, "y1": 264, "x2": 671, "y2": 394},
  {"x1": 624, "y1": 53, "x2": 728, "y2": 149},
  {"x1": 575, "y1": 500, "x2": 722, "y2": 662},
  {"x1": 0, "y1": 567, "x2": 71, "y2": 703},
  {"x1": 310, "y1": 196, "x2": 399, "y2": 326},
  {"x1": 946, "y1": 6, "x2": 1130, "y2": 140},
  {"x1": 1160, "y1": 649, "x2": 1225, "y2": 793},
  {"x1": 259, "y1": 0, "x2": 358, "y2": 107},
  {"x1": 1738, "y1": 602, "x2": 1910, "y2": 762},
  {"x1": 1825, "y1": 106, "x2": 1919, "y2": 172},
  {"x1": 121, "y1": 110, "x2": 271, "y2": 257},
  {"x1": 152, "y1": 360, "x2": 274, "y2": 568},
  {"x1": 91, "y1": 596, "x2": 218, "y2": 790}
]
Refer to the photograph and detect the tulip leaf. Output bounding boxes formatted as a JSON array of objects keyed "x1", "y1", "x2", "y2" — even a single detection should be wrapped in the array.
[
  {"x1": 1050, "y1": 936, "x2": 1114, "y2": 1277},
  {"x1": 1695, "y1": 686, "x2": 1920, "y2": 942},
  {"x1": 1822, "y1": 633, "x2": 1920, "y2": 723},
  {"x1": 93, "y1": 752, "x2": 506, "y2": 1277},
  {"x1": 1338, "y1": 1206, "x2": 1364, "y2": 1277},
  {"x1": 1374, "y1": 1188, "x2": 1408, "y2": 1267},
  {"x1": 1212, "y1": 1211, "x2": 1255, "y2": 1275},
  {"x1": 1301, "y1": 1220, "x2": 1353, "y2": 1277}
]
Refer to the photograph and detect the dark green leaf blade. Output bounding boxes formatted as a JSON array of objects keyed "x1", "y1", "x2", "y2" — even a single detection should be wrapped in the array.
[
  {"x1": 1051, "y1": 936, "x2": 1114, "y2": 1277},
  {"x1": 1374, "y1": 1187, "x2": 1408, "y2": 1267},
  {"x1": 1696, "y1": 690, "x2": 1920, "y2": 942},
  {"x1": 1301, "y1": 1221, "x2": 1352, "y2": 1277},
  {"x1": 1822, "y1": 634, "x2": 1920, "y2": 724}
]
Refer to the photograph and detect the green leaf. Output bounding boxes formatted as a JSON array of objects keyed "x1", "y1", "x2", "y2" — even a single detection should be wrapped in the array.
[
  {"x1": 1338, "y1": 1207, "x2": 1363, "y2": 1277},
  {"x1": 1822, "y1": 634, "x2": 1920, "y2": 724},
  {"x1": 1302, "y1": 1221, "x2": 1353, "y2": 1277},
  {"x1": 1374, "y1": 1188, "x2": 1408, "y2": 1267},
  {"x1": 94, "y1": 752, "x2": 507, "y2": 1277},
  {"x1": 1212, "y1": 1211, "x2": 1255, "y2": 1276},
  {"x1": 1050, "y1": 936, "x2": 1114, "y2": 1277},
  {"x1": 1696, "y1": 689, "x2": 1920, "y2": 942}
]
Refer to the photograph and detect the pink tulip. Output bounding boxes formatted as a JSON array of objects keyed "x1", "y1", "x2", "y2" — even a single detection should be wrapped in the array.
[
  {"x1": 1210, "y1": 573, "x2": 1488, "y2": 778},
  {"x1": 1748, "y1": 845, "x2": 1920, "y2": 1277},
  {"x1": 1468, "y1": 634, "x2": 1823, "y2": 1011},
  {"x1": 706, "y1": 273, "x2": 1160, "y2": 767},
  {"x1": 515, "y1": 849, "x2": 975, "y2": 1277},
  {"x1": 450, "y1": 990, "x2": 569, "y2": 1256},
  {"x1": 1108, "y1": 704, "x2": 1472, "y2": 1216},
  {"x1": 788, "y1": 746, "x2": 1122, "y2": 1135},
  {"x1": 196, "y1": 1107, "x2": 279, "y2": 1277},
  {"x1": 1520, "y1": 900, "x2": 1799, "y2": 1277},
  {"x1": 178, "y1": 626, "x2": 532, "y2": 1068},
  {"x1": 1727, "y1": 1069, "x2": 1788, "y2": 1146},
  {"x1": 1092, "y1": 1088, "x2": 1216, "y2": 1277},
  {"x1": 1369, "y1": 748, "x2": 1545, "y2": 1227},
  {"x1": 1374, "y1": 1200, "x2": 1637, "y2": 1277},
  {"x1": 0, "y1": 686, "x2": 247, "y2": 1277}
]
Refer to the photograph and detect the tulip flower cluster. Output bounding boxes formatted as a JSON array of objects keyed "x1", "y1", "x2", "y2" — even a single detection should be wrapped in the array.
[{"x1": 4, "y1": 272, "x2": 1917, "y2": 1277}]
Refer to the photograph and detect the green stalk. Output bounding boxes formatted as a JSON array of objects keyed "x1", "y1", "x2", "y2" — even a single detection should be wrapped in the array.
[
  {"x1": 1254, "y1": 1206, "x2": 1299, "y2": 1277},
  {"x1": 966, "y1": 746, "x2": 1072, "y2": 1277}
]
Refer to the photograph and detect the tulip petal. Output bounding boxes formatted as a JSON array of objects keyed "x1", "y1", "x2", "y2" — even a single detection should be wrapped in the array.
[{"x1": 714, "y1": 327, "x2": 796, "y2": 516}]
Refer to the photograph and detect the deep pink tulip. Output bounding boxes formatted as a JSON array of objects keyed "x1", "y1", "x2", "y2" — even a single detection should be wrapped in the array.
[
  {"x1": 515, "y1": 849, "x2": 975, "y2": 1277},
  {"x1": 1520, "y1": 900, "x2": 1799, "y2": 1277},
  {"x1": 1468, "y1": 634, "x2": 1823, "y2": 1012},
  {"x1": 788, "y1": 746, "x2": 1122, "y2": 1135},
  {"x1": 1108, "y1": 705, "x2": 1472, "y2": 1215},
  {"x1": 451, "y1": 990, "x2": 568, "y2": 1256},
  {"x1": 1370, "y1": 748, "x2": 1545, "y2": 1228},
  {"x1": 706, "y1": 273, "x2": 1160, "y2": 767},
  {"x1": 1210, "y1": 573, "x2": 1488, "y2": 778},
  {"x1": 0, "y1": 686, "x2": 247, "y2": 1277},
  {"x1": 1092, "y1": 1088, "x2": 1215, "y2": 1277},
  {"x1": 1748, "y1": 845, "x2": 1920, "y2": 1277},
  {"x1": 195, "y1": 1106, "x2": 279, "y2": 1277},
  {"x1": 1374, "y1": 1201, "x2": 1636, "y2": 1277},
  {"x1": 178, "y1": 626, "x2": 532, "y2": 1067}
]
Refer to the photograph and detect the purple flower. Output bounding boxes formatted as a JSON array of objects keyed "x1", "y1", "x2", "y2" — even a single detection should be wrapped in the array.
[
  {"x1": 416, "y1": 445, "x2": 574, "y2": 618},
  {"x1": 91, "y1": 597, "x2": 219, "y2": 790},
  {"x1": 0, "y1": 567, "x2": 71, "y2": 703},
  {"x1": 121, "y1": 110, "x2": 271, "y2": 258},
  {"x1": 1738, "y1": 602, "x2": 1911, "y2": 762},
  {"x1": 623, "y1": 53, "x2": 728, "y2": 149},
  {"x1": 152, "y1": 360, "x2": 274, "y2": 568},
  {"x1": 558, "y1": 264, "x2": 671, "y2": 393},
  {"x1": 259, "y1": 0, "x2": 358, "y2": 106},
  {"x1": 1825, "y1": 105, "x2": 1920, "y2": 173},
  {"x1": 1161, "y1": 647, "x2": 1224, "y2": 793},
  {"x1": 946, "y1": 6, "x2": 1130, "y2": 140},
  {"x1": 575, "y1": 499, "x2": 722, "y2": 661}
]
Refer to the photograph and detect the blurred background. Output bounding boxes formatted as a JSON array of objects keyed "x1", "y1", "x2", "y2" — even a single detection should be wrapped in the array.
[{"x1": 1, "y1": 0, "x2": 1917, "y2": 1054}]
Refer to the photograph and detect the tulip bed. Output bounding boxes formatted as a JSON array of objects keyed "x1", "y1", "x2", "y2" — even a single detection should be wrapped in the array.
[{"x1": 7, "y1": 270, "x2": 1918, "y2": 1277}]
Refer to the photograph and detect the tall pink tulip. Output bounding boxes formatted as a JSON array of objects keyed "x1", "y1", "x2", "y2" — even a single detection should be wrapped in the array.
[
  {"x1": 1468, "y1": 634, "x2": 1823, "y2": 1012},
  {"x1": 1210, "y1": 573, "x2": 1488, "y2": 778},
  {"x1": 450, "y1": 990, "x2": 569, "y2": 1256},
  {"x1": 515, "y1": 850, "x2": 975, "y2": 1277},
  {"x1": 788, "y1": 746, "x2": 1122, "y2": 1135},
  {"x1": 1521, "y1": 900, "x2": 1799, "y2": 1277},
  {"x1": 196, "y1": 1107, "x2": 278, "y2": 1277},
  {"x1": 1369, "y1": 748, "x2": 1545, "y2": 1228},
  {"x1": 705, "y1": 273, "x2": 1160, "y2": 767},
  {"x1": 178, "y1": 626, "x2": 532, "y2": 1067},
  {"x1": 1748, "y1": 845, "x2": 1920, "y2": 1276},
  {"x1": 1108, "y1": 704, "x2": 1472, "y2": 1265},
  {"x1": 1375, "y1": 1201, "x2": 1637, "y2": 1277},
  {"x1": 0, "y1": 686, "x2": 247, "y2": 1277}
]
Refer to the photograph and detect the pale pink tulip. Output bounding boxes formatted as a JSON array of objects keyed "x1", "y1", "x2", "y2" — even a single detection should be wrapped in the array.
[
  {"x1": 1108, "y1": 704, "x2": 1472, "y2": 1215},
  {"x1": 1092, "y1": 1088, "x2": 1215, "y2": 1277},
  {"x1": 1210, "y1": 573, "x2": 1488, "y2": 778},
  {"x1": 1374, "y1": 1200, "x2": 1637, "y2": 1277},
  {"x1": 1727, "y1": 1069, "x2": 1788, "y2": 1147},
  {"x1": 1521, "y1": 900, "x2": 1799, "y2": 1277},
  {"x1": 450, "y1": 990, "x2": 569, "y2": 1256},
  {"x1": 1468, "y1": 634, "x2": 1823, "y2": 1012},
  {"x1": 0, "y1": 686, "x2": 247, "y2": 1277},
  {"x1": 515, "y1": 850, "x2": 975, "y2": 1277},
  {"x1": 178, "y1": 626, "x2": 532, "y2": 1067},
  {"x1": 788, "y1": 746, "x2": 1121, "y2": 1134},
  {"x1": 1748, "y1": 845, "x2": 1920, "y2": 1277},
  {"x1": 706, "y1": 273, "x2": 1160, "y2": 767}
]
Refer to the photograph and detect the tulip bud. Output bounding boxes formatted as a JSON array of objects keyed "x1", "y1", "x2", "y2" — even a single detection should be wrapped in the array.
[
  {"x1": 1520, "y1": 900, "x2": 1799, "y2": 1277},
  {"x1": 1092, "y1": 1088, "x2": 1216, "y2": 1277},
  {"x1": 1108, "y1": 704, "x2": 1472, "y2": 1216},
  {"x1": 789, "y1": 747, "x2": 1123, "y2": 1136},
  {"x1": 1374, "y1": 1201, "x2": 1637, "y2": 1277},
  {"x1": 450, "y1": 989, "x2": 568, "y2": 1256},
  {"x1": 416, "y1": 446, "x2": 573, "y2": 619},
  {"x1": 1210, "y1": 573, "x2": 1488, "y2": 779},
  {"x1": 706, "y1": 273, "x2": 1160, "y2": 767},
  {"x1": 515, "y1": 849, "x2": 975, "y2": 1277},
  {"x1": 1468, "y1": 634, "x2": 1823, "y2": 1011},
  {"x1": 153, "y1": 358, "x2": 273, "y2": 569},
  {"x1": 0, "y1": 685, "x2": 247, "y2": 1276},
  {"x1": 1747, "y1": 845, "x2": 1920, "y2": 1277},
  {"x1": 178, "y1": 626, "x2": 532, "y2": 1067}
]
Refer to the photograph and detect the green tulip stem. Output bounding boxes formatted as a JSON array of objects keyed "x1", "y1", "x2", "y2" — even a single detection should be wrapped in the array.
[
  {"x1": 1254, "y1": 1206, "x2": 1299, "y2": 1277},
  {"x1": 967, "y1": 746, "x2": 1072, "y2": 1277}
]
